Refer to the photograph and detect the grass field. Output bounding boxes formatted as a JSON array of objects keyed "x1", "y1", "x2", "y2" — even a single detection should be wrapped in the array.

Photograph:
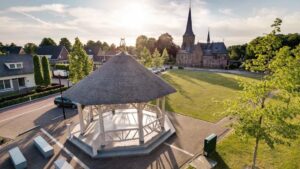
[
  {"x1": 212, "y1": 133, "x2": 300, "y2": 169},
  {"x1": 162, "y1": 70, "x2": 260, "y2": 122}
]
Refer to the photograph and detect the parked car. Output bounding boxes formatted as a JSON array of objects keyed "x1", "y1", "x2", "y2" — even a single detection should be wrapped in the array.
[
  {"x1": 53, "y1": 69, "x2": 69, "y2": 78},
  {"x1": 54, "y1": 96, "x2": 77, "y2": 108}
]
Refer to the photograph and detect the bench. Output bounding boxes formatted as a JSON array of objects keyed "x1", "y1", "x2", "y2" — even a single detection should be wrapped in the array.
[
  {"x1": 54, "y1": 158, "x2": 74, "y2": 169},
  {"x1": 8, "y1": 147, "x2": 27, "y2": 169},
  {"x1": 33, "y1": 136, "x2": 54, "y2": 158}
]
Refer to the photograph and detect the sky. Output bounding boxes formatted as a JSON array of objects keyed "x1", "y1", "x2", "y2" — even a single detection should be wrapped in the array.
[{"x1": 0, "y1": 0, "x2": 299, "y2": 46}]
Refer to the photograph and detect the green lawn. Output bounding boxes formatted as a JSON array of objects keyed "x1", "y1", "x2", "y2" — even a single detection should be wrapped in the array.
[
  {"x1": 162, "y1": 70, "x2": 260, "y2": 122},
  {"x1": 212, "y1": 133, "x2": 300, "y2": 169}
]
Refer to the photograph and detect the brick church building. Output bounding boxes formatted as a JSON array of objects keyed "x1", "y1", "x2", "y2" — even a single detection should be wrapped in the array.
[{"x1": 176, "y1": 6, "x2": 228, "y2": 68}]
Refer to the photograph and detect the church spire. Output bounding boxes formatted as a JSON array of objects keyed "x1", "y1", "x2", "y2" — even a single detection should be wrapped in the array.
[
  {"x1": 207, "y1": 28, "x2": 210, "y2": 43},
  {"x1": 184, "y1": 0, "x2": 194, "y2": 37}
]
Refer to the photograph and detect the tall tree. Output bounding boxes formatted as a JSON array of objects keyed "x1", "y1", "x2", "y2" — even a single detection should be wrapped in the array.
[
  {"x1": 24, "y1": 43, "x2": 37, "y2": 54},
  {"x1": 226, "y1": 18, "x2": 300, "y2": 169},
  {"x1": 39, "y1": 38, "x2": 57, "y2": 47},
  {"x1": 139, "y1": 47, "x2": 152, "y2": 67},
  {"x1": 69, "y1": 37, "x2": 93, "y2": 83},
  {"x1": 41, "y1": 56, "x2": 51, "y2": 86},
  {"x1": 161, "y1": 48, "x2": 169, "y2": 64},
  {"x1": 244, "y1": 18, "x2": 283, "y2": 72},
  {"x1": 59, "y1": 37, "x2": 72, "y2": 51},
  {"x1": 136, "y1": 35, "x2": 148, "y2": 56},
  {"x1": 33, "y1": 55, "x2": 44, "y2": 85},
  {"x1": 147, "y1": 37, "x2": 156, "y2": 53},
  {"x1": 152, "y1": 48, "x2": 163, "y2": 68}
]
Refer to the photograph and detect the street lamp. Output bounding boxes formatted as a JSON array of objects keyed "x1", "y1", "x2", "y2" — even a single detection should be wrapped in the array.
[{"x1": 58, "y1": 72, "x2": 66, "y2": 120}]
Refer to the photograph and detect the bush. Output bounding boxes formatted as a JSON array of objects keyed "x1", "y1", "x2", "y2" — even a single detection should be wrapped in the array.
[
  {"x1": 0, "y1": 87, "x2": 68, "y2": 108},
  {"x1": 178, "y1": 66, "x2": 184, "y2": 69},
  {"x1": 55, "y1": 64, "x2": 69, "y2": 71},
  {"x1": 35, "y1": 84, "x2": 64, "y2": 92}
]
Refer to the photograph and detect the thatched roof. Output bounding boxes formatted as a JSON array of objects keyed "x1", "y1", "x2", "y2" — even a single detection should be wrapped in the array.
[{"x1": 63, "y1": 52, "x2": 176, "y2": 105}]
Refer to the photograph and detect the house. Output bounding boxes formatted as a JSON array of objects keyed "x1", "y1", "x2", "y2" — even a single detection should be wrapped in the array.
[
  {"x1": 36, "y1": 46, "x2": 69, "y2": 64},
  {"x1": 84, "y1": 47, "x2": 117, "y2": 70},
  {"x1": 176, "y1": 5, "x2": 228, "y2": 68},
  {"x1": 0, "y1": 54, "x2": 35, "y2": 95},
  {"x1": 1, "y1": 46, "x2": 26, "y2": 54}
]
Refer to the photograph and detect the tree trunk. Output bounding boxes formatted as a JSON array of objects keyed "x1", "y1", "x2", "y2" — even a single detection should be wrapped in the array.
[{"x1": 252, "y1": 116, "x2": 263, "y2": 169}]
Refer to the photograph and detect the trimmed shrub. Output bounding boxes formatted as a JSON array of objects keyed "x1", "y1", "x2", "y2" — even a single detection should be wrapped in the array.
[
  {"x1": 55, "y1": 64, "x2": 69, "y2": 71},
  {"x1": 0, "y1": 87, "x2": 68, "y2": 108},
  {"x1": 33, "y1": 55, "x2": 44, "y2": 85},
  {"x1": 42, "y1": 56, "x2": 51, "y2": 86}
]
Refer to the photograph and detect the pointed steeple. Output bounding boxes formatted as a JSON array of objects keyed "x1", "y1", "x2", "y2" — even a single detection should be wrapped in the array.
[
  {"x1": 207, "y1": 28, "x2": 210, "y2": 43},
  {"x1": 184, "y1": 2, "x2": 194, "y2": 36}
]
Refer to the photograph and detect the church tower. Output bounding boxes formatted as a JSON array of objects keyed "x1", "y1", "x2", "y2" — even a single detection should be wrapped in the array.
[{"x1": 181, "y1": 1, "x2": 195, "y2": 52}]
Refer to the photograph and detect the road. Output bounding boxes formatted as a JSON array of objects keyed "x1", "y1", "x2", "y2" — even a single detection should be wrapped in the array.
[
  {"x1": 0, "y1": 95, "x2": 76, "y2": 139},
  {"x1": 0, "y1": 96, "x2": 230, "y2": 169}
]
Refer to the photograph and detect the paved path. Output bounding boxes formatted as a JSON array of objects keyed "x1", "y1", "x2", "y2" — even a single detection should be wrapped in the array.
[{"x1": 0, "y1": 97, "x2": 231, "y2": 169}]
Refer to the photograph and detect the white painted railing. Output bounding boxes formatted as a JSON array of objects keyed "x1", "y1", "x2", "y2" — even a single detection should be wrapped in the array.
[{"x1": 105, "y1": 127, "x2": 140, "y2": 142}]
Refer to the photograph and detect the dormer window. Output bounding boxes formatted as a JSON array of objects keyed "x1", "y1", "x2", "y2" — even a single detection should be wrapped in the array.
[{"x1": 5, "y1": 62, "x2": 23, "y2": 69}]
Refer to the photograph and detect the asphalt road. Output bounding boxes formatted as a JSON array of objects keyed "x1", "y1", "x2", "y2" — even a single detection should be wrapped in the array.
[{"x1": 0, "y1": 96, "x2": 230, "y2": 169}]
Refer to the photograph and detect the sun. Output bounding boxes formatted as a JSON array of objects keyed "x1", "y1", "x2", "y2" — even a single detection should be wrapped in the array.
[{"x1": 118, "y1": 3, "x2": 150, "y2": 30}]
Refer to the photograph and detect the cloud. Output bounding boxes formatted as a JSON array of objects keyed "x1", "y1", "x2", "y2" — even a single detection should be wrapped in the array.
[
  {"x1": 0, "y1": 1, "x2": 299, "y2": 46},
  {"x1": 8, "y1": 4, "x2": 67, "y2": 13},
  {"x1": 218, "y1": 8, "x2": 232, "y2": 15}
]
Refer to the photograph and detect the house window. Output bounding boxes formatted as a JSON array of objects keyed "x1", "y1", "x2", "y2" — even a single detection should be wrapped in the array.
[
  {"x1": 0, "y1": 79, "x2": 11, "y2": 90},
  {"x1": 9, "y1": 64, "x2": 16, "y2": 69},
  {"x1": 6, "y1": 62, "x2": 23, "y2": 69},
  {"x1": 16, "y1": 63, "x2": 23, "y2": 68},
  {"x1": 18, "y1": 78, "x2": 25, "y2": 87}
]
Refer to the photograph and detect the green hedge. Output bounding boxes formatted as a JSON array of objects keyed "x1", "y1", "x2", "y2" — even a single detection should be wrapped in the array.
[
  {"x1": 0, "y1": 87, "x2": 68, "y2": 109},
  {"x1": 55, "y1": 64, "x2": 69, "y2": 71}
]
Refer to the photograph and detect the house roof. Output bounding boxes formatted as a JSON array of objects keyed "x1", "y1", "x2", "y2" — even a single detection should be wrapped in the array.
[
  {"x1": 36, "y1": 46, "x2": 68, "y2": 60},
  {"x1": 1, "y1": 46, "x2": 24, "y2": 54},
  {"x1": 0, "y1": 54, "x2": 34, "y2": 77},
  {"x1": 63, "y1": 52, "x2": 176, "y2": 105},
  {"x1": 199, "y1": 42, "x2": 227, "y2": 55},
  {"x1": 84, "y1": 46, "x2": 103, "y2": 56}
]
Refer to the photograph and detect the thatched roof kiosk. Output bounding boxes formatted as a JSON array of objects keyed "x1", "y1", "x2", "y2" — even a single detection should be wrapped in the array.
[{"x1": 63, "y1": 52, "x2": 176, "y2": 157}]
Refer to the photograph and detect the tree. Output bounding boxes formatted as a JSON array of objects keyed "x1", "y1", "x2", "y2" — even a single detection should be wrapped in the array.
[
  {"x1": 226, "y1": 18, "x2": 300, "y2": 169},
  {"x1": 24, "y1": 43, "x2": 37, "y2": 54},
  {"x1": 101, "y1": 42, "x2": 110, "y2": 52},
  {"x1": 39, "y1": 38, "x2": 57, "y2": 47},
  {"x1": 69, "y1": 37, "x2": 93, "y2": 83},
  {"x1": 227, "y1": 44, "x2": 247, "y2": 60},
  {"x1": 244, "y1": 18, "x2": 283, "y2": 72},
  {"x1": 147, "y1": 37, "x2": 156, "y2": 53},
  {"x1": 161, "y1": 48, "x2": 169, "y2": 64},
  {"x1": 33, "y1": 55, "x2": 44, "y2": 85},
  {"x1": 41, "y1": 56, "x2": 51, "y2": 86},
  {"x1": 139, "y1": 47, "x2": 152, "y2": 67},
  {"x1": 59, "y1": 38, "x2": 72, "y2": 51},
  {"x1": 136, "y1": 35, "x2": 148, "y2": 55},
  {"x1": 152, "y1": 48, "x2": 163, "y2": 68},
  {"x1": 156, "y1": 33, "x2": 179, "y2": 63}
]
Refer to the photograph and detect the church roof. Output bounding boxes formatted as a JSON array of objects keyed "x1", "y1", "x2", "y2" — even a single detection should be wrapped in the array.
[
  {"x1": 63, "y1": 52, "x2": 176, "y2": 105},
  {"x1": 183, "y1": 8, "x2": 195, "y2": 37},
  {"x1": 199, "y1": 42, "x2": 227, "y2": 55}
]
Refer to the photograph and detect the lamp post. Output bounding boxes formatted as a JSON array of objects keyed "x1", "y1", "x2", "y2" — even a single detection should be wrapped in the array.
[{"x1": 58, "y1": 73, "x2": 66, "y2": 120}]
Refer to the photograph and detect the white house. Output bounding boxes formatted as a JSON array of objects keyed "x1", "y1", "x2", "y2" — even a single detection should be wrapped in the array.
[{"x1": 0, "y1": 54, "x2": 36, "y2": 95}]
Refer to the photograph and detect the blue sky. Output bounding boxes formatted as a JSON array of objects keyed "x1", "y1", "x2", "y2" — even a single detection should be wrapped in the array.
[{"x1": 0, "y1": 0, "x2": 299, "y2": 46}]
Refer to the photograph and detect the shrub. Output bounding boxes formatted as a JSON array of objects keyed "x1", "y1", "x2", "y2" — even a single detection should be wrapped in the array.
[
  {"x1": 178, "y1": 66, "x2": 184, "y2": 69},
  {"x1": 55, "y1": 64, "x2": 69, "y2": 71},
  {"x1": 33, "y1": 55, "x2": 44, "y2": 85},
  {"x1": 0, "y1": 87, "x2": 68, "y2": 108},
  {"x1": 42, "y1": 56, "x2": 51, "y2": 86}
]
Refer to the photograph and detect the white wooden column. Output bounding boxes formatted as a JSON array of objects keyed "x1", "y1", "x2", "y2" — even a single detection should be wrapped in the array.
[
  {"x1": 77, "y1": 103, "x2": 85, "y2": 135},
  {"x1": 161, "y1": 97, "x2": 166, "y2": 129},
  {"x1": 156, "y1": 98, "x2": 160, "y2": 107},
  {"x1": 88, "y1": 106, "x2": 93, "y2": 122},
  {"x1": 137, "y1": 103, "x2": 144, "y2": 144},
  {"x1": 97, "y1": 105, "x2": 106, "y2": 147}
]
